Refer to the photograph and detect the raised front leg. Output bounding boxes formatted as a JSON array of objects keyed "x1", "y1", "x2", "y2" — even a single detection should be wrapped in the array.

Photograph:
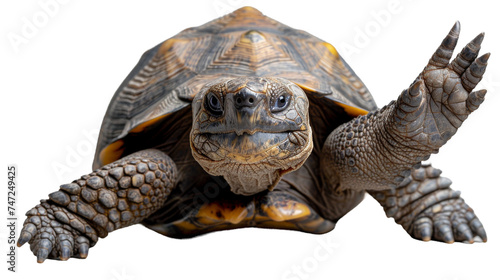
[
  {"x1": 368, "y1": 165, "x2": 486, "y2": 243},
  {"x1": 18, "y1": 149, "x2": 177, "y2": 262},
  {"x1": 322, "y1": 22, "x2": 489, "y2": 191}
]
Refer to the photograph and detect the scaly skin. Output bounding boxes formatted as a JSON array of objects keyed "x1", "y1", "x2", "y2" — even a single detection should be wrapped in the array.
[
  {"x1": 18, "y1": 149, "x2": 177, "y2": 262},
  {"x1": 18, "y1": 22, "x2": 491, "y2": 261},
  {"x1": 322, "y1": 22, "x2": 489, "y2": 191},
  {"x1": 369, "y1": 165, "x2": 486, "y2": 243}
]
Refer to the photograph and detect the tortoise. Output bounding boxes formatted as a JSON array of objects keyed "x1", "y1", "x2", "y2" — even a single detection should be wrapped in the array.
[{"x1": 18, "y1": 6, "x2": 490, "y2": 262}]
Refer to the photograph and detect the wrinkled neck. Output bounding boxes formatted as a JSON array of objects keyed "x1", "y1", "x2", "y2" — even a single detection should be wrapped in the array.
[{"x1": 224, "y1": 169, "x2": 281, "y2": 196}]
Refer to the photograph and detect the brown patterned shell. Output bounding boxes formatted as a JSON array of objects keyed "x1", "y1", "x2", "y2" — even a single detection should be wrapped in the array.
[{"x1": 93, "y1": 7, "x2": 377, "y2": 169}]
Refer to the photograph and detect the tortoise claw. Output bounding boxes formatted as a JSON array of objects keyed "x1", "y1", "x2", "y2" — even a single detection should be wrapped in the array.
[
  {"x1": 76, "y1": 236, "x2": 90, "y2": 259},
  {"x1": 17, "y1": 223, "x2": 36, "y2": 247},
  {"x1": 60, "y1": 244, "x2": 71, "y2": 261},
  {"x1": 455, "y1": 223, "x2": 474, "y2": 244},
  {"x1": 466, "y1": 89, "x2": 487, "y2": 113},
  {"x1": 450, "y1": 32, "x2": 484, "y2": 74},
  {"x1": 35, "y1": 239, "x2": 52, "y2": 263},
  {"x1": 462, "y1": 52, "x2": 490, "y2": 92},
  {"x1": 37, "y1": 249, "x2": 49, "y2": 263},
  {"x1": 58, "y1": 237, "x2": 74, "y2": 261},
  {"x1": 413, "y1": 217, "x2": 432, "y2": 242},
  {"x1": 428, "y1": 21, "x2": 460, "y2": 68},
  {"x1": 391, "y1": 80, "x2": 427, "y2": 135},
  {"x1": 467, "y1": 212, "x2": 487, "y2": 242}
]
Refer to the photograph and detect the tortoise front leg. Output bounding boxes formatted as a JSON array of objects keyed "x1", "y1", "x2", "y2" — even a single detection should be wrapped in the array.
[
  {"x1": 322, "y1": 22, "x2": 489, "y2": 191},
  {"x1": 17, "y1": 149, "x2": 177, "y2": 262},
  {"x1": 368, "y1": 165, "x2": 486, "y2": 243}
]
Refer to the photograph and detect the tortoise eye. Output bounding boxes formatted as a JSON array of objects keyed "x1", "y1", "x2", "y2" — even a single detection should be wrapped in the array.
[
  {"x1": 270, "y1": 94, "x2": 290, "y2": 112},
  {"x1": 206, "y1": 92, "x2": 223, "y2": 115}
]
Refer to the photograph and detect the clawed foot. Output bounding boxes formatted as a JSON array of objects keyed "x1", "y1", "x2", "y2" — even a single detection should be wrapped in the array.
[
  {"x1": 409, "y1": 198, "x2": 487, "y2": 243},
  {"x1": 370, "y1": 164, "x2": 488, "y2": 244},
  {"x1": 392, "y1": 22, "x2": 489, "y2": 149},
  {"x1": 17, "y1": 201, "x2": 97, "y2": 263}
]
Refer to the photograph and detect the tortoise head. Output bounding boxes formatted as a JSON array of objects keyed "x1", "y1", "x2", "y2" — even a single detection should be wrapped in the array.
[{"x1": 190, "y1": 77, "x2": 313, "y2": 195}]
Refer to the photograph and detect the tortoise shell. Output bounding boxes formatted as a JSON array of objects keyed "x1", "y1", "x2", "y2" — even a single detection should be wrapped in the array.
[{"x1": 93, "y1": 6, "x2": 377, "y2": 170}]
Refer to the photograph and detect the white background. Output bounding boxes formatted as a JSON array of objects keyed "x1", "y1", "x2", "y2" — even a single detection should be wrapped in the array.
[{"x1": 1, "y1": 0, "x2": 499, "y2": 279}]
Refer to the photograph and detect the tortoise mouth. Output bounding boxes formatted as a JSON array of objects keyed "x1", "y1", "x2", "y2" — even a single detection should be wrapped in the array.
[
  {"x1": 195, "y1": 131, "x2": 292, "y2": 161},
  {"x1": 191, "y1": 128, "x2": 310, "y2": 163}
]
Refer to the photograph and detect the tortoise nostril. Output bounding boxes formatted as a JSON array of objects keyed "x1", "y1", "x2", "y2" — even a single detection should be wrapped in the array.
[{"x1": 235, "y1": 88, "x2": 259, "y2": 108}]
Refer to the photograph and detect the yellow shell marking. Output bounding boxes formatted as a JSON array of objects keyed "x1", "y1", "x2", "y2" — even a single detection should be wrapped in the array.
[
  {"x1": 197, "y1": 202, "x2": 249, "y2": 225},
  {"x1": 333, "y1": 101, "x2": 369, "y2": 117},
  {"x1": 129, "y1": 114, "x2": 169, "y2": 133},
  {"x1": 321, "y1": 42, "x2": 339, "y2": 57},
  {"x1": 99, "y1": 140, "x2": 125, "y2": 166},
  {"x1": 261, "y1": 200, "x2": 311, "y2": 222}
]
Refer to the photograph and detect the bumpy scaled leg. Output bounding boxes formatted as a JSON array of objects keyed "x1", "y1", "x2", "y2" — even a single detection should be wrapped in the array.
[
  {"x1": 369, "y1": 165, "x2": 486, "y2": 243},
  {"x1": 18, "y1": 149, "x2": 176, "y2": 262},
  {"x1": 322, "y1": 22, "x2": 489, "y2": 191}
]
